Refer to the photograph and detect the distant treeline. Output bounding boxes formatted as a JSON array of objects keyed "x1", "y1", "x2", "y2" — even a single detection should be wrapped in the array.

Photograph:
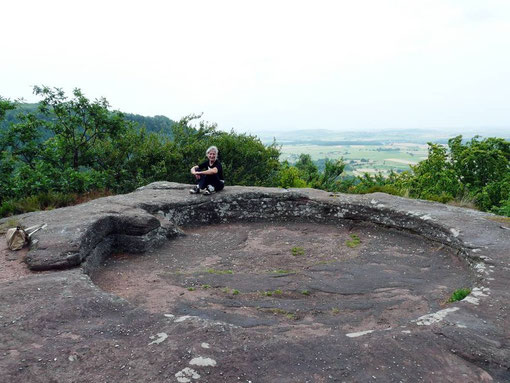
[
  {"x1": 278, "y1": 139, "x2": 450, "y2": 146},
  {"x1": 1, "y1": 103, "x2": 175, "y2": 138},
  {"x1": 279, "y1": 140, "x2": 385, "y2": 146},
  {"x1": 122, "y1": 113, "x2": 174, "y2": 137}
]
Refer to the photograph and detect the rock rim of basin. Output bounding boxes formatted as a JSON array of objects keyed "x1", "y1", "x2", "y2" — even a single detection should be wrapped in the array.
[{"x1": 4, "y1": 182, "x2": 504, "y2": 275}]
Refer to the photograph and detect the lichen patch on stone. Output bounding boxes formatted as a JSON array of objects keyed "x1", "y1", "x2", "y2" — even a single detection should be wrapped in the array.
[
  {"x1": 189, "y1": 357, "x2": 217, "y2": 367},
  {"x1": 175, "y1": 367, "x2": 200, "y2": 382},
  {"x1": 414, "y1": 307, "x2": 459, "y2": 326},
  {"x1": 175, "y1": 315, "x2": 193, "y2": 323},
  {"x1": 148, "y1": 332, "x2": 168, "y2": 345},
  {"x1": 346, "y1": 330, "x2": 374, "y2": 338},
  {"x1": 450, "y1": 228, "x2": 460, "y2": 237}
]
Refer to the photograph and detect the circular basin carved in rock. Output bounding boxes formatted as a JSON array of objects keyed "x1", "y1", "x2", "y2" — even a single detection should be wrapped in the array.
[{"x1": 92, "y1": 221, "x2": 474, "y2": 334}]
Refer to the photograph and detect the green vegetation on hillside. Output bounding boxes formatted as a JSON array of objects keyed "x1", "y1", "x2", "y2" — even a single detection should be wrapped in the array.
[
  {"x1": 1, "y1": 87, "x2": 508, "y2": 218},
  {"x1": 1, "y1": 101, "x2": 175, "y2": 138},
  {"x1": 0, "y1": 87, "x2": 279, "y2": 217},
  {"x1": 284, "y1": 138, "x2": 509, "y2": 216}
]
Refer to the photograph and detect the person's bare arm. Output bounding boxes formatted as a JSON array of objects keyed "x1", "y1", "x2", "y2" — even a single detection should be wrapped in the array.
[
  {"x1": 190, "y1": 165, "x2": 199, "y2": 175},
  {"x1": 195, "y1": 167, "x2": 218, "y2": 175}
]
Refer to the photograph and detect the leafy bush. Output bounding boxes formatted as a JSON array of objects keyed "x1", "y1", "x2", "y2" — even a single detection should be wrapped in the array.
[
  {"x1": 277, "y1": 163, "x2": 308, "y2": 188},
  {"x1": 492, "y1": 198, "x2": 510, "y2": 216},
  {"x1": 327, "y1": 136, "x2": 509, "y2": 216}
]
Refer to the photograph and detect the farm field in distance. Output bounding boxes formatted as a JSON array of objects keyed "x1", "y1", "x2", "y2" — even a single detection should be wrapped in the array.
[
  {"x1": 279, "y1": 143, "x2": 429, "y2": 176},
  {"x1": 258, "y1": 127, "x2": 509, "y2": 177}
]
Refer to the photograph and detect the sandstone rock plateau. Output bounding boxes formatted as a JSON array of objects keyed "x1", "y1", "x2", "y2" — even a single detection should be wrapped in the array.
[{"x1": 1, "y1": 182, "x2": 509, "y2": 382}]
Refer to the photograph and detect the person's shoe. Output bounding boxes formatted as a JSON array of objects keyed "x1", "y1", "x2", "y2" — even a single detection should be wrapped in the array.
[
  {"x1": 189, "y1": 186, "x2": 200, "y2": 194},
  {"x1": 203, "y1": 185, "x2": 215, "y2": 195}
]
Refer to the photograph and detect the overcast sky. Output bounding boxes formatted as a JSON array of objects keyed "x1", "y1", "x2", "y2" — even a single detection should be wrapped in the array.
[{"x1": 2, "y1": 0, "x2": 510, "y2": 134}]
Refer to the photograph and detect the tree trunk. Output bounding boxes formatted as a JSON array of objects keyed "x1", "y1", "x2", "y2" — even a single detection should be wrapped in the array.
[{"x1": 73, "y1": 150, "x2": 79, "y2": 170}]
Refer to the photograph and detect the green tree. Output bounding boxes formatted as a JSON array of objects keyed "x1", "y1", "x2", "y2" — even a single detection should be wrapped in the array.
[
  {"x1": 352, "y1": 136, "x2": 510, "y2": 214},
  {"x1": 346, "y1": 171, "x2": 402, "y2": 196},
  {"x1": 96, "y1": 128, "x2": 181, "y2": 193},
  {"x1": 316, "y1": 158, "x2": 345, "y2": 190},
  {"x1": 0, "y1": 97, "x2": 18, "y2": 203},
  {"x1": 0, "y1": 97, "x2": 16, "y2": 121},
  {"x1": 406, "y1": 143, "x2": 462, "y2": 202},
  {"x1": 212, "y1": 131, "x2": 280, "y2": 186},
  {"x1": 1, "y1": 112, "x2": 46, "y2": 169},
  {"x1": 448, "y1": 136, "x2": 510, "y2": 210},
  {"x1": 34, "y1": 86, "x2": 130, "y2": 170},
  {"x1": 277, "y1": 161, "x2": 308, "y2": 188},
  {"x1": 295, "y1": 154, "x2": 320, "y2": 184},
  {"x1": 449, "y1": 136, "x2": 510, "y2": 189}
]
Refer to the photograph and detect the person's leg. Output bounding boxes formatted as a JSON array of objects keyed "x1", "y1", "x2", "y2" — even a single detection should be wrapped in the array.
[
  {"x1": 189, "y1": 178, "x2": 200, "y2": 193},
  {"x1": 213, "y1": 178, "x2": 224, "y2": 192},
  {"x1": 198, "y1": 175, "x2": 208, "y2": 190},
  {"x1": 204, "y1": 174, "x2": 224, "y2": 192},
  {"x1": 190, "y1": 175, "x2": 207, "y2": 193}
]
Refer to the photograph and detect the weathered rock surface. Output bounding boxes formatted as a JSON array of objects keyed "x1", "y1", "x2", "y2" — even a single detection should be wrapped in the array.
[{"x1": 0, "y1": 182, "x2": 509, "y2": 382}]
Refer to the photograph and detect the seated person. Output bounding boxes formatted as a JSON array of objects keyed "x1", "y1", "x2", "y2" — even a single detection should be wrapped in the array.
[{"x1": 189, "y1": 146, "x2": 225, "y2": 195}]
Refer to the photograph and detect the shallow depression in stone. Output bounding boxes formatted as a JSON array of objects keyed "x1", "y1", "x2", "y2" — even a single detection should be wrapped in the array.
[{"x1": 91, "y1": 221, "x2": 475, "y2": 333}]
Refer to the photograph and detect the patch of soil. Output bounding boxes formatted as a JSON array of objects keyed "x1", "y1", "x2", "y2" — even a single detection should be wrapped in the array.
[
  {"x1": 0, "y1": 241, "x2": 34, "y2": 282},
  {"x1": 92, "y1": 221, "x2": 475, "y2": 334}
]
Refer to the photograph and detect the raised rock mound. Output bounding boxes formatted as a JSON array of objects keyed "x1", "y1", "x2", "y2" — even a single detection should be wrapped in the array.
[{"x1": 1, "y1": 182, "x2": 509, "y2": 382}]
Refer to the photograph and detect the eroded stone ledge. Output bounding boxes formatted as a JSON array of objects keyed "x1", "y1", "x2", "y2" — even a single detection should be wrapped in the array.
[{"x1": 1, "y1": 182, "x2": 504, "y2": 274}]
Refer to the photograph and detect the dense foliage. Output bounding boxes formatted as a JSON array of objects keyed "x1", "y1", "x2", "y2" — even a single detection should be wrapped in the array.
[
  {"x1": 0, "y1": 88, "x2": 279, "y2": 216},
  {"x1": 1, "y1": 87, "x2": 508, "y2": 217},
  {"x1": 288, "y1": 137, "x2": 510, "y2": 216}
]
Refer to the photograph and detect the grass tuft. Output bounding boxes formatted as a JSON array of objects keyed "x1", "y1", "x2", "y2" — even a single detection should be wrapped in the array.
[
  {"x1": 345, "y1": 234, "x2": 361, "y2": 248},
  {"x1": 206, "y1": 269, "x2": 233, "y2": 275},
  {"x1": 265, "y1": 308, "x2": 297, "y2": 320},
  {"x1": 261, "y1": 289, "x2": 283, "y2": 297},
  {"x1": 291, "y1": 246, "x2": 305, "y2": 256},
  {"x1": 448, "y1": 288, "x2": 471, "y2": 303}
]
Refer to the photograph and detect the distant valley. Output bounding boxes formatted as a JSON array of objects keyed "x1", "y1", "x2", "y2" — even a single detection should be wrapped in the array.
[{"x1": 257, "y1": 127, "x2": 509, "y2": 175}]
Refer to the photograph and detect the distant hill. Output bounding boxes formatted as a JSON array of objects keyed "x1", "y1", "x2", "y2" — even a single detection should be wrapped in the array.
[
  {"x1": 122, "y1": 113, "x2": 174, "y2": 137},
  {"x1": 257, "y1": 127, "x2": 510, "y2": 145},
  {"x1": 0, "y1": 103, "x2": 175, "y2": 138},
  {"x1": 1, "y1": 103, "x2": 39, "y2": 125}
]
